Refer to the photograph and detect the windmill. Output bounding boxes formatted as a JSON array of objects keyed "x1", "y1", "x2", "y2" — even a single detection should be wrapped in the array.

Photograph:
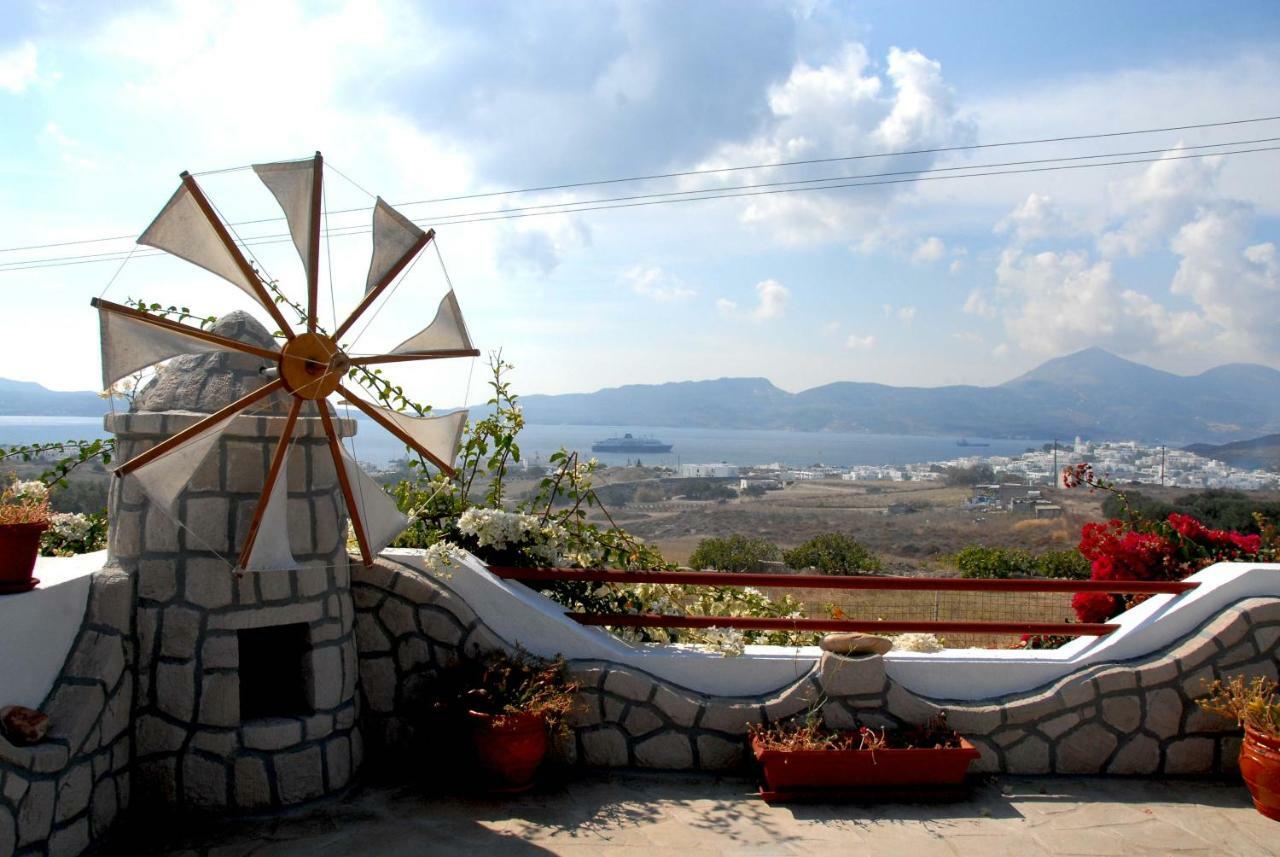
[{"x1": 93, "y1": 153, "x2": 478, "y2": 571}]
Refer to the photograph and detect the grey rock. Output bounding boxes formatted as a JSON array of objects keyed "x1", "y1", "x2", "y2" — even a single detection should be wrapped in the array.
[
  {"x1": 1144, "y1": 688, "x2": 1184, "y2": 737},
  {"x1": 697, "y1": 734, "x2": 744, "y2": 769},
  {"x1": 698, "y1": 703, "x2": 762, "y2": 734},
  {"x1": 137, "y1": 715, "x2": 188, "y2": 754},
  {"x1": 198, "y1": 672, "x2": 240, "y2": 727},
  {"x1": 326, "y1": 736, "x2": 352, "y2": 788},
  {"x1": 182, "y1": 753, "x2": 229, "y2": 807},
  {"x1": 581, "y1": 727, "x2": 629, "y2": 766},
  {"x1": 54, "y1": 762, "x2": 92, "y2": 823},
  {"x1": 156, "y1": 660, "x2": 196, "y2": 722},
  {"x1": 234, "y1": 756, "x2": 272, "y2": 809},
  {"x1": 184, "y1": 558, "x2": 234, "y2": 608},
  {"x1": 311, "y1": 644, "x2": 345, "y2": 710},
  {"x1": 819, "y1": 651, "x2": 886, "y2": 697},
  {"x1": 90, "y1": 770, "x2": 119, "y2": 837},
  {"x1": 160, "y1": 604, "x2": 202, "y2": 658},
  {"x1": 1108, "y1": 733, "x2": 1160, "y2": 774},
  {"x1": 650, "y1": 685, "x2": 701, "y2": 728},
  {"x1": 1056, "y1": 723, "x2": 1118, "y2": 773},
  {"x1": 623, "y1": 705, "x2": 664, "y2": 735},
  {"x1": 602, "y1": 669, "x2": 654, "y2": 702},
  {"x1": 242, "y1": 719, "x2": 303, "y2": 750},
  {"x1": 17, "y1": 779, "x2": 55, "y2": 846},
  {"x1": 47, "y1": 815, "x2": 89, "y2": 857},
  {"x1": 1100, "y1": 695, "x2": 1142, "y2": 733},
  {"x1": 634, "y1": 732, "x2": 693, "y2": 769},
  {"x1": 1165, "y1": 736, "x2": 1215, "y2": 773},
  {"x1": 360, "y1": 656, "x2": 396, "y2": 713},
  {"x1": 276, "y1": 746, "x2": 325, "y2": 804},
  {"x1": 1004, "y1": 734, "x2": 1050, "y2": 774}
]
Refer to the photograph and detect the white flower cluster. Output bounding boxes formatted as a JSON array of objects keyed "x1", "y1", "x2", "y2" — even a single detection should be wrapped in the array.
[
  {"x1": 457, "y1": 507, "x2": 568, "y2": 563},
  {"x1": 698, "y1": 627, "x2": 746, "y2": 657},
  {"x1": 49, "y1": 512, "x2": 92, "y2": 542},
  {"x1": 891, "y1": 632, "x2": 944, "y2": 653},
  {"x1": 422, "y1": 540, "x2": 463, "y2": 578},
  {"x1": 4, "y1": 480, "x2": 49, "y2": 504}
]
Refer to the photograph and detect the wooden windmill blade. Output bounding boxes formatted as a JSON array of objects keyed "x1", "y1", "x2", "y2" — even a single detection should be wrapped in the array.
[{"x1": 97, "y1": 154, "x2": 476, "y2": 571}]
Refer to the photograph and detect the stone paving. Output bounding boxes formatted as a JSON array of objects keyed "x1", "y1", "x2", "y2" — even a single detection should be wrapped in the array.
[{"x1": 107, "y1": 772, "x2": 1279, "y2": 856}]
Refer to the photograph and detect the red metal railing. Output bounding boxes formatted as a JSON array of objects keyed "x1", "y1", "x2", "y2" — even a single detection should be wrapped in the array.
[{"x1": 487, "y1": 566, "x2": 1200, "y2": 638}]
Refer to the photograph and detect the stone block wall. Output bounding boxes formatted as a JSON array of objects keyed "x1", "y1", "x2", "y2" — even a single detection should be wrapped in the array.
[
  {"x1": 352, "y1": 557, "x2": 1280, "y2": 776},
  {"x1": 0, "y1": 569, "x2": 133, "y2": 856},
  {"x1": 108, "y1": 410, "x2": 362, "y2": 812}
]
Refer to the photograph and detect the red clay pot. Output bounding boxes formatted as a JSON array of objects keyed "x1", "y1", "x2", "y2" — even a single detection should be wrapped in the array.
[
  {"x1": 752, "y1": 735, "x2": 981, "y2": 795},
  {"x1": 1240, "y1": 725, "x2": 1280, "y2": 822},
  {"x1": 0, "y1": 522, "x2": 46, "y2": 591},
  {"x1": 467, "y1": 710, "x2": 548, "y2": 791}
]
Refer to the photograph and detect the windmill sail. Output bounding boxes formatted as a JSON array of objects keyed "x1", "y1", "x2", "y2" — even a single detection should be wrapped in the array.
[
  {"x1": 253, "y1": 159, "x2": 317, "y2": 284},
  {"x1": 127, "y1": 418, "x2": 235, "y2": 517},
  {"x1": 338, "y1": 443, "x2": 409, "y2": 553},
  {"x1": 365, "y1": 404, "x2": 468, "y2": 468},
  {"x1": 365, "y1": 198, "x2": 425, "y2": 293},
  {"x1": 241, "y1": 451, "x2": 299, "y2": 572},
  {"x1": 138, "y1": 184, "x2": 271, "y2": 311},
  {"x1": 98, "y1": 305, "x2": 226, "y2": 388},
  {"x1": 391, "y1": 291, "x2": 473, "y2": 354}
]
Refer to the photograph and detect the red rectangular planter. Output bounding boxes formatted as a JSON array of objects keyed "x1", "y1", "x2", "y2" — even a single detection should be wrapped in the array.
[{"x1": 752, "y1": 736, "x2": 981, "y2": 796}]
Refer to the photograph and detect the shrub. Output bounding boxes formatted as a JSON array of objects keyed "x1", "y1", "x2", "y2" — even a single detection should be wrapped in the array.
[
  {"x1": 688, "y1": 534, "x2": 780, "y2": 571},
  {"x1": 783, "y1": 533, "x2": 881, "y2": 575},
  {"x1": 955, "y1": 545, "x2": 1090, "y2": 580}
]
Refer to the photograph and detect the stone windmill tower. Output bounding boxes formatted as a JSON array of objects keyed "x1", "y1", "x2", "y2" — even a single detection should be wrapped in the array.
[{"x1": 99, "y1": 153, "x2": 478, "y2": 809}]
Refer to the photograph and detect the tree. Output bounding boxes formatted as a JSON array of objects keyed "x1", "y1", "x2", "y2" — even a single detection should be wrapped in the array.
[
  {"x1": 687, "y1": 535, "x2": 780, "y2": 571},
  {"x1": 783, "y1": 533, "x2": 882, "y2": 575},
  {"x1": 944, "y1": 463, "x2": 996, "y2": 486}
]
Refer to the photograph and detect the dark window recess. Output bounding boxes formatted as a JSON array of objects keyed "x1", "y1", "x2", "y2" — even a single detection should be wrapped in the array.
[{"x1": 238, "y1": 623, "x2": 313, "y2": 720}]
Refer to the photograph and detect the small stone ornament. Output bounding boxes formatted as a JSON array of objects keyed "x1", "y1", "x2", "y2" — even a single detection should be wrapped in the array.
[
  {"x1": 0, "y1": 704, "x2": 50, "y2": 745},
  {"x1": 819, "y1": 633, "x2": 892, "y2": 656}
]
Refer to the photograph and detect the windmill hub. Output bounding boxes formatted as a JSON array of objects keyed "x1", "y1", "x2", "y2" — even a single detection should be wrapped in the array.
[{"x1": 279, "y1": 332, "x2": 345, "y2": 400}]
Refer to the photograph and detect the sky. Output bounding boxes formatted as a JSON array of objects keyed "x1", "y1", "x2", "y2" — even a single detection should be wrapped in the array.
[{"x1": 1, "y1": 0, "x2": 1279, "y2": 407}]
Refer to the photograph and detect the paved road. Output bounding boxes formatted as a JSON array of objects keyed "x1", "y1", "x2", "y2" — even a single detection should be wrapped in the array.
[{"x1": 109, "y1": 772, "x2": 1278, "y2": 856}]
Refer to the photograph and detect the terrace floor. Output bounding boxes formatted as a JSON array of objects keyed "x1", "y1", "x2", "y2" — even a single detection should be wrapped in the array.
[{"x1": 106, "y1": 771, "x2": 1277, "y2": 856}]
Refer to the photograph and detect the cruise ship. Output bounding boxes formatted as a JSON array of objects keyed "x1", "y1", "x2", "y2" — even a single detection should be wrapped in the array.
[{"x1": 591, "y1": 433, "x2": 674, "y2": 453}]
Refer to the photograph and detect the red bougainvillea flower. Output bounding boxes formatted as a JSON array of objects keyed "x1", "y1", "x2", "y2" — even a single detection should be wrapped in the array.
[{"x1": 1072, "y1": 591, "x2": 1122, "y2": 625}]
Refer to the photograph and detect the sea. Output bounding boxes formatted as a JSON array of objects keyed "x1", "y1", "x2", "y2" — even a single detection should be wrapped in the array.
[{"x1": 0, "y1": 415, "x2": 1042, "y2": 472}]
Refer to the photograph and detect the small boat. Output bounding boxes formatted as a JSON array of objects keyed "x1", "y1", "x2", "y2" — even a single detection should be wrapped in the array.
[
  {"x1": 591, "y1": 433, "x2": 673, "y2": 453},
  {"x1": 956, "y1": 438, "x2": 990, "y2": 448}
]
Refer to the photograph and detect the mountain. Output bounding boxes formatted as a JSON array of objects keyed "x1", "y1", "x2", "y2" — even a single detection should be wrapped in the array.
[
  {"x1": 1184, "y1": 434, "x2": 1280, "y2": 472},
  {"x1": 0, "y1": 378, "x2": 109, "y2": 417},
  {"x1": 511, "y1": 348, "x2": 1280, "y2": 443}
]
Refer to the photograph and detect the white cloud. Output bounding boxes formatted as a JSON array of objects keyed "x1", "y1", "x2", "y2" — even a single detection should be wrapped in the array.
[
  {"x1": 911, "y1": 235, "x2": 946, "y2": 263},
  {"x1": 845, "y1": 333, "x2": 876, "y2": 349},
  {"x1": 752, "y1": 279, "x2": 790, "y2": 319},
  {"x1": 717, "y1": 279, "x2": 791, "y2": 321},
  {"x1": 962, "y1": 289, "x2": 996, "y2": 318},
  {"x1": 623, "y1": 266, "x2": 696, "y2": 301},
  {"x1": 1097, "y1": 145, "x2": 1221, "y2": 257},
  {"x1": 952, "y1": 331, "x2": 984, "y2": 345},
  {"x1": 0, "y1": 41, "x2": 38, "y2": 93},
  {"x1": 948, "y1": 258, "x2": 965, "y2": 274},
  {"x1": 996, "y1": 193, "x2": 1073, "y2": 245},
  {"x1": 696, "y1": 43, "x2": 971, "y2": 245},
  {"x1": 897, "y1": 305, "x2": 916, "y2": 322}
]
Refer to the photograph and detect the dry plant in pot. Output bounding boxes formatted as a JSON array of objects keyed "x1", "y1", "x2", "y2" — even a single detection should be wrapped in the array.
[
  {"x1": 749, "y1": 708, "x2": 980, "y2": 802},
  {"x1": 425, "y1": 648, "x2": 580, "y2": 792},
  {"x1": 0, "y1": 480, "x2": 52, "y2": 593},
  {"x1": 1198, "y1": 676, "x2": 1280, "y2": 822}
]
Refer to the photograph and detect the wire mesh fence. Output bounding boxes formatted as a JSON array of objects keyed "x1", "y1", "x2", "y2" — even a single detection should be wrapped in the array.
[{"x1": 768, "y1": 584, "x2": 1076, "y2": 649}]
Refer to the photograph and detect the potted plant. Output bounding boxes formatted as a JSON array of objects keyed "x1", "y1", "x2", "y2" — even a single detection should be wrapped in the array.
[
  {"x1": 425, "y1": 649, "x2": 580, "y2": 792},
  {"x1": 0, "y1": 480, "x2": 51, "y2": 593},
  {"x1": 749, "y1": 709, "x2": 980, "y2": 802},
  {"x1": 1197, "y1": 676, "x2": 1280, "y2": 821}
]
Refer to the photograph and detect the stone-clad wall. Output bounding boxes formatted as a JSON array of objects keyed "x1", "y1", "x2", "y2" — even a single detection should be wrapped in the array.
[
  {"x1": 108, "y1": 410, "x2": 362, "y2": 811},
  {"x1": 352, "y1": 558, "x2": 1280, "y2": 775},
  {"x1": 0, "y1": 568, "x2": 133, "y2": 857}
]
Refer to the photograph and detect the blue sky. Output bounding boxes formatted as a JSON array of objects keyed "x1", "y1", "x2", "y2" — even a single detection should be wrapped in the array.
[{"x1": 1, "y1": 0, "x2": 1278, "y2": 405}]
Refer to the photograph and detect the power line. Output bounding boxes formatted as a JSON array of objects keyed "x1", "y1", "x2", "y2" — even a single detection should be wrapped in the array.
[
  {"x1": 2, "y1": 113, "x2": 1278, "y2": 256},
  {"x1": 1, "y1": 143, "x2": 1277, "y2": 274}
]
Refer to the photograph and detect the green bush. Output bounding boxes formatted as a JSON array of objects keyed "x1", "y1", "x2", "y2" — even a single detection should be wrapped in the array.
[
  {"x1": 783, "y1": 533, "x2": 882, "y2": 575},
  {"x1": 1103, "y1": 489, "x2": 1280, "y2": 534},
  {"x1": 688, "y1": 535, "x2": 780, "y2": 571},
  {"x1": 955, "y1": 545, "x2": 1090, "y2": 579}
]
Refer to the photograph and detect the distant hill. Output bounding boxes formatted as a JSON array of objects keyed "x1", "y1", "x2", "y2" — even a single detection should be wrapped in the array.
[
  {"x1": 512, "y1": 348, "x2": 1280, "y2": 443},
  {"x1": 0, "y1": 378, "x2": 108, "y2": 416},
  {"x1": 1184, "y1": 434, "x2": 1280, "y2": 472}
]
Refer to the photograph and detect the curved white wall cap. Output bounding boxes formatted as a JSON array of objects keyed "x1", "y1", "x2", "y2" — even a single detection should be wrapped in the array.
[
  {"x1": 0, "y1": 551, "x2": 105, "y2": 709},
  {"x1": 381, "y1": 552, "x2": 1280, "y2": 703},
  {"x1": 884, "y1": 563, "x2": 1280, "y2": 700},
  {"x1": 381, "y1": 550, "x2": 819, "y2": 697}
]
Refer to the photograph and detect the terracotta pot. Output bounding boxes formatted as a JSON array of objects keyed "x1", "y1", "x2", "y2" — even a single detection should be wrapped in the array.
[
  {"x1": 1240, "y1": 725, "x2": 1280, "y2": 822},
  {"x1": 467, "y1": 710, "x2": 548, "y2": 791},
  {"x1": 0, "y1": 522, "x2": 47, "y2": 590},
  {"x1": 752, "y1": 735, "x2": 981, "y2": 798}
]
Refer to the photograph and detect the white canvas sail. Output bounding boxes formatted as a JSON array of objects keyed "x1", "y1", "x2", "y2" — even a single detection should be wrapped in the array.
[
  {"x1": 127, "y1": 418, "x2": 234, "y2": 517},
  {"x1": 390, "y1": 291, "x2": 473, "y2": 354},
  {"x1": 98, "y1": 305, "x2": 229, "y2": 389},
  {"x1": 338, "y1": 444, "x2": 409, "y2": 553},
  {"x1": 138, "y1": 183, "x2": 270, "y2": 310},
  {"x1": 367, "y1": 404, "x2": 468, "y2": 468},
  {"x1": 253, "y1": 159, "x2": 317, "y2": 283},
  {"x1": 364, "y1": 197, "x2": 425, "y2": 293},
  {"x1": 241, "y1": 451, "x2": 298, "y2": 572}
]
